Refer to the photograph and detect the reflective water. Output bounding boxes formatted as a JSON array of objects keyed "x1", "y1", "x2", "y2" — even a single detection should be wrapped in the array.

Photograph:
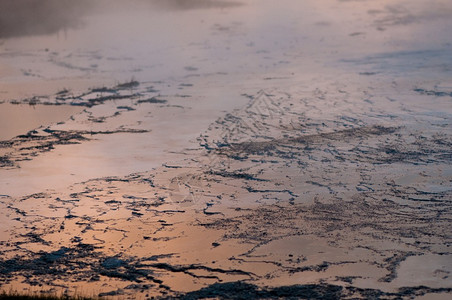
[
  {"x1": 0, "y1": 2, "x2": 451, "y2": 296},
  {"x1": 1, "y1": 0, "x2": 451, "y2": 195},
  {"x1": 0, "y1": 103, "x2": 83, "y2": 141}
]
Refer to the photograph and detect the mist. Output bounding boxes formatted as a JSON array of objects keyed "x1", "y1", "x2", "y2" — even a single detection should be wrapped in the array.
[
  {"x1": 0, "y1": 0, "x2": 241, "y2": 38},
  {"x1": 0, "y1": 0, "x2": 92, "y2": 38}
]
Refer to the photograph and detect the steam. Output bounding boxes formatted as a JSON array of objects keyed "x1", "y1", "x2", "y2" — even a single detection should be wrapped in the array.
[{"x1": 0, "y1": 0, "x2": 242, "y2": 39}]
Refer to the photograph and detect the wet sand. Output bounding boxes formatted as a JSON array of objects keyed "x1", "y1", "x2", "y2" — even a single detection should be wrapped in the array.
[{"x1": 1, "y1": 0, "x2": 452, "y2": 299}]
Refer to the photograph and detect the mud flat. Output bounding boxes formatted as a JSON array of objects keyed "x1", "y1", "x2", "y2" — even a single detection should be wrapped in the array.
[{"x1": 1, "y1": 0, "x2": 452, "y2": 299}]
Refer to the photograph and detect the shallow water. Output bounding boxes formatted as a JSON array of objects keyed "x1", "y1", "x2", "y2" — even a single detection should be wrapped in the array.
[
  {"x1": 0, "y1": 0, "x2": 451, "y2": 298},
  {"x1": 0, "y1": 103, "x2": 83, "y2": 141},
  {"x1": 1, "y1": 0, "x2": 450, "y2": 197}
]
